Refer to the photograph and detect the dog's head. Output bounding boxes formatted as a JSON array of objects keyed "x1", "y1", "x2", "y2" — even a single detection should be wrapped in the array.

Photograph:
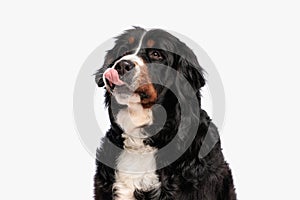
[
  {"x1": 95, "y1": 27, "x2": 205, "y2": 107},
  {"x1": 95, "y1": 27, "x2": 205, "y2": 143}
]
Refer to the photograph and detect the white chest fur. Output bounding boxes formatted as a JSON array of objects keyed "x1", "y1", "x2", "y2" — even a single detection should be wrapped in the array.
[
  {"x1": 113, "y1": 136, "x2": 160, "y2": 200},
  {"x1": 113, "y1": 105, "x2": 160, "y2": 199}
]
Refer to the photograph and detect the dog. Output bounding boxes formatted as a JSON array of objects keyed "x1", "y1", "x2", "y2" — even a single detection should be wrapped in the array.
[{"x1": 94, "y1": 27, "x2": 236, "y2": 200}]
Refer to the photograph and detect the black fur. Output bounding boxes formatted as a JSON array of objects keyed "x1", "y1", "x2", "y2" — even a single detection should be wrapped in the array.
[{"x1": 94, "y1": 27, "x2": 236, "y2": 200}]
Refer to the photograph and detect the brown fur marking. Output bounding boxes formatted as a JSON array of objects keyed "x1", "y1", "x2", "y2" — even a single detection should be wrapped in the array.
[
  {"x1": 128, "y1": 36, "x2": 135, "y2": 44},
  {"x1": 135, "y1": 65, "x2": 157, "y2": 108},
  {"x1": 146, "y1": 39, "x2": 155, "y2": 48}
]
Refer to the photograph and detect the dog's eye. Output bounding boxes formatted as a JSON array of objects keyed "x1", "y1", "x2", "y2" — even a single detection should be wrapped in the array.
[{"x1": 149, "y1": 50, "x2": 163, "y2": 60}]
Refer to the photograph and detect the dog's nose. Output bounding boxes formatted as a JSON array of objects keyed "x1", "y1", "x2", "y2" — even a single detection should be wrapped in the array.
[{"x1": 115, "y1": 60, "x2": 134, "y2": 76}]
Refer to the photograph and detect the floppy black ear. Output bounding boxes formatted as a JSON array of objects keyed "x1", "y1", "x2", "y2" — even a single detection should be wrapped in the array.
[
  {"x1": 177, "y1": 45, "x2": 205, "y2": 90},
  {"x1": 95, "y1": 67, "x2": 106, "y2": 87},
  {"x1": 94, "y1": 52, "x2": 114, "y2": 87}
]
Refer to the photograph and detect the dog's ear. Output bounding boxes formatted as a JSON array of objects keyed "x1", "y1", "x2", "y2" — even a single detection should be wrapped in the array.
[
  {"x1": 95, "y1": 67, "x2": 105, "y2": 87},
  {"x1": 94, "y1": 53, "x2": 113, "y2": 87},
  {"x1": 177, "y1": 45, "x2": 205, "y2": 90}
]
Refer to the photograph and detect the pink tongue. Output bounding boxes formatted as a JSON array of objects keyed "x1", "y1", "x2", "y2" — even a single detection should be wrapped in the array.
[{"x1": 104, "y1": 68, "x2": 124, "y2": 86}]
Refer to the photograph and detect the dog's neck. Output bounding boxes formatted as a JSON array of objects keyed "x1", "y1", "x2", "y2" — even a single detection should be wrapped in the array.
[{"x1": 116, "y1": 102, "x2": 153, "y2": 138}]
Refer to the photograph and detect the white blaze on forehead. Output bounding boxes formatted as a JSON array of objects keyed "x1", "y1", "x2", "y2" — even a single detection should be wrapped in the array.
[
  {"x1": 133, "y1": 31, "x2": 146, "y2": 55},
  {"x1": 113, "y1": 31, "x2": 146, "y2": 68}
]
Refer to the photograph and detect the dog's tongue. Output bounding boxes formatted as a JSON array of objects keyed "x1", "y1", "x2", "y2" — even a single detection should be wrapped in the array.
[{"x1": 104, "y1": 68, "x2": 124, "y2": 86}]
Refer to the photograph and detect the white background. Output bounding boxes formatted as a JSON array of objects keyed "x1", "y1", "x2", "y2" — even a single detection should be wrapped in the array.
[{"x1": 1, "y1": 0, "x2": 299, "y2": 199}]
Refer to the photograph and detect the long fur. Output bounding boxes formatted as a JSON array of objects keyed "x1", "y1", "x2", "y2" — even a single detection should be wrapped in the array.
[{"x1": 94, "y1": 27, "x2": 236, "y2": 200}]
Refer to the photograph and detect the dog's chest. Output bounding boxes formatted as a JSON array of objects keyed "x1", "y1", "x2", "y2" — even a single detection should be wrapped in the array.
[
  {"x1": 114, "y1": 106, "x2": 160, "y2": 199},
  {"x1": 113, "y1": 136, "x2": 160, "y2": 200}
]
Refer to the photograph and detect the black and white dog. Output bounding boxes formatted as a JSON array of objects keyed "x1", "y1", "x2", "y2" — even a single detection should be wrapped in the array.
[{"x1": 94, "y1": 27, "x2": 236, "y2": 200}]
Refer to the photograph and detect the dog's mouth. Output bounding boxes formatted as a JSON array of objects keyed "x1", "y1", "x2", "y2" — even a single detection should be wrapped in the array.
[{"x1": 103, "y1": 68, "x2": 155, "y2": 105}]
